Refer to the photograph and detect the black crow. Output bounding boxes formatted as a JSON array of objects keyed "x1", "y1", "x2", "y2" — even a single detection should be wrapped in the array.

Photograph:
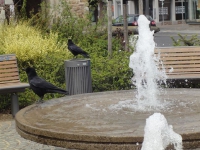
[
  {"x1": 25, "y1": 67, "x2": 69, "y2": 103},
  {"x1": 68, "y1": 39, "x2": 90, "y2": 58}
]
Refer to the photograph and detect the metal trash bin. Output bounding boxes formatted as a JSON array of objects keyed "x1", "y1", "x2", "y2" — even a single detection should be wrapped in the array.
[{"x1": 64, "y1": 59, "x2": 92, "y2": 95}]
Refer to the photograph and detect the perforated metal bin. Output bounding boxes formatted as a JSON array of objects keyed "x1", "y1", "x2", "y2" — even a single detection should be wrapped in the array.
[{"x1": 64, "y1": 59, "x2": 92, "y2": 95}]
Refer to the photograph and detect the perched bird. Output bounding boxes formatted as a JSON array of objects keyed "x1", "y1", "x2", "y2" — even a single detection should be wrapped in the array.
[
  {"x1": 25, "y1": 67, "x2": 69, "y2": 103},
  {"x1": 68, "y1": 39, "x2": 90, "y2": 58}
]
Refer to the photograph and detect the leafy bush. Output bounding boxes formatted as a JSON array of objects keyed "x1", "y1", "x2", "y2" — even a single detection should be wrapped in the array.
[
  {"x1": 0, "y1": 21, "x2": 71, "y2": 111},
  {"x1": 51, "y1": 0, "x2": 107, "y2": 44},
  {"x1": 171, "y1": 34, "x2": 200, "y2": 46},
  {"x1": 91, "y1": 50, "x2": 133, "y2": 92},
  {"x1": 48, "y1": 1, "x2": 134, "y2": 91},
  {"x1": 0, "y1": 1, "x2": 135, "y2": 112}
]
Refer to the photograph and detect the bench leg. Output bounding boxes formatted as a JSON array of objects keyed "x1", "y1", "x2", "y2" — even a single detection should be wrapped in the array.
[{"x1": 11, "y1": 93, "x2": 19, "y2": 117}]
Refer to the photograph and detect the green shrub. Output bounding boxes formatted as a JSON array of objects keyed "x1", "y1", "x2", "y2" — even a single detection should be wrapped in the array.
[
  {"x1": 0, "y1": 1, "x2": 135, "y2": 112},
  {"x1": 171, "y1": 34, "x2": 200, "y2": 46},
  {"x1": 91, "y1": 50, "x2": 133, "y2": 92},
  {"x1": 48, "y1": 1, "x2": 134, "y2": 91},
  {"x1": 0, "y1": 21, "x2": 71, "y2": 111}
]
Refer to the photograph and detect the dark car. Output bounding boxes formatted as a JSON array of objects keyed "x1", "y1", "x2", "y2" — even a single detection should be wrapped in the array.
[{"x1": 112, "y1": 14, "x2": 160, "y2": 34}]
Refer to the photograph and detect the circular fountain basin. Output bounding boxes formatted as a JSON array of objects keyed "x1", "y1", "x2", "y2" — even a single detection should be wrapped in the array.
[{"x1": 16, "y1": 88, "x2": 200, "y2": 149}]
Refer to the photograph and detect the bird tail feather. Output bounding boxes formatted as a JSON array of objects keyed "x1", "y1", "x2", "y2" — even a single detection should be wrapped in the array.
[{"x1": 48, "y1": 88, "x2": 69, "y2": 95}]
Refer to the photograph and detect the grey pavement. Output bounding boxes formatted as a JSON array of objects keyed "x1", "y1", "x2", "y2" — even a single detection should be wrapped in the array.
[
  {"x1": 0, "y1": 115, "x2": 71, "y2": 150},
  {"x1": 158, "y1": 23, "x2": 200, "y2": 34}
]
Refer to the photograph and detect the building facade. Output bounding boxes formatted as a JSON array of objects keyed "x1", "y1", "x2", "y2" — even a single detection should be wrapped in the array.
[
  {"x1": 111, "y1": 0, "x2": 200, "y2": 25},
  {"x1": 1, "y1": 0, "x2": 200, "y2": 25},
  {"x1": 44, "y1": 0, "x2": 89, "y2": 18}
]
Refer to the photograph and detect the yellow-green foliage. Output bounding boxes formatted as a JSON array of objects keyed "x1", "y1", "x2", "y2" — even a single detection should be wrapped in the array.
[
  {"x1": 0, "y1": 22, "x2": 68, "y2": 61},
  {"x1": 0, "y1": 21, "x2": 71, "y2": 110},
  {"x1": 0, "y1": 2, "x2": 134, "y2": 113}
]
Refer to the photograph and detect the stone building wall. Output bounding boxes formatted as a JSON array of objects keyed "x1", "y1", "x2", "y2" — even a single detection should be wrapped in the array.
[
  {"x1": 68, "y1": 0, "x2": 89, "y2": 17},
  {"x1": 45, "y1": 0, "x2": 89, "y2": 17}
]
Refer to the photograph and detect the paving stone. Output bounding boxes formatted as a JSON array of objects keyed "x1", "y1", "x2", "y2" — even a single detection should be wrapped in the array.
[{"x1": 0, "y1": 119, "x2": 73, "y2": 150}]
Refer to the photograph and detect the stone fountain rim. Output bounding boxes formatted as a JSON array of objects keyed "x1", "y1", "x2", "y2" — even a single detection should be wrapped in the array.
[
  {"x1": 15, "y1": 90, "x2": 144, "y2": 143},
  {"x1": 15, "y1": 89, "x2": 200, "y2": 149}
]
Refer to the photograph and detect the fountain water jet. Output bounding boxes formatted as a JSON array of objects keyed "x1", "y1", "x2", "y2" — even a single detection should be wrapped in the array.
[
  {"x1": 129, "y1": 15, "x2": 182, "y2": 149},
  {"x1": 15, "y1": 15, "x2": 200, "y2": 149},
  {"x1": 129, "y1": 15, "x2": 167, "y2": 111},
  {"x1": 141, "y1": 113, "x2": 182, "y2": 150}
]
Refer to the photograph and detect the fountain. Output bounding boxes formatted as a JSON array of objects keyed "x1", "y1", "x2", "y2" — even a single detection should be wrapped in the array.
[
  {"x1": 129, "y1": 16, "x2": 182, "y2": 149},
  {"x1": 129, "y1": 15, "x2": 167, "y2": 111},
  {"x1": 15, "y1": 15, "x2": 200, "y2": 149},
  {"x1": 142, "y1": 113, "x2": 182, "y2": 150}
]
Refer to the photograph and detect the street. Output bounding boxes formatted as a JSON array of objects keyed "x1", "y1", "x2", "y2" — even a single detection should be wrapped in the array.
[{"x1": 154, "y1": 30, "x2": 200, "y2": 47}]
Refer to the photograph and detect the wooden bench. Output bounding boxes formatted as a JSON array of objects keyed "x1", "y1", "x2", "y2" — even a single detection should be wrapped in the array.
[
  {"x1": 155, "y1": 46, "x2": 200, "y2": 87},
  {"x1": 0, "y1": 54, "x2": 29, "y2": 117}
]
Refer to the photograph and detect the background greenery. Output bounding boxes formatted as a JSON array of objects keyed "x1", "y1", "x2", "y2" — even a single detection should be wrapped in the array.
[
  {"x1": 171, "y1": 34, "x2": 200, "y2": 46},
  {"x1": 0, "y1": 1, "x2": 134, "y2": 113}
]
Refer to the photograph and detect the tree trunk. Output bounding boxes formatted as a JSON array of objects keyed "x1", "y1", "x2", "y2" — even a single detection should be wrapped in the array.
[
  {"x1": 98, "y1": 0, "x2": 103, "y2": 19},
  {"x1": 123, "y1": 0, "x2": 128, "y2": 51},
  {"x1": 107, "y1": 0, "x2": 112, "y2": 58}
]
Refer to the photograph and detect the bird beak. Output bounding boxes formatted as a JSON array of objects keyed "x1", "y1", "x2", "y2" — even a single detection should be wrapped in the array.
[{"x1": 22, "y1": 68, "x2": 26, "y2": 71}]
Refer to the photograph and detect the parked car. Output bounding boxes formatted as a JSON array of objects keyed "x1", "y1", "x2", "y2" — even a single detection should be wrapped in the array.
[{"x1": 112, "y1": 14, "x2": 160, "y2": 35}]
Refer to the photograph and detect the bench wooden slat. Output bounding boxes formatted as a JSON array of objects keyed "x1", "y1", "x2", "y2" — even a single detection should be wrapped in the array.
[
  {"x1": 155, "y1": 49, "x2": 200, "y2": 53},
  {"x1": 0, "y1": 80, "x2": 21, "y2": 84},
  {"x1": 157, "y1": 52, "x2": 200, "y2": 57},
  {"x1": 164, "y1": 64, "x2": 200, "y2": 69},
  {"x1": 169, "y1": 71, "x2": 200, "y2": 74},
  {"x1": 167, "y1": 74, "x2": 200, "y2": 79},
  {"x1": 161, "y1": 56, "x2": 200, "y2": 61},
  {"x1": 0, "y1": 60, "x2": 17, "y2": 65},
  {"x1": 0, "y1": 76, "x2": 20, "y2": 82},
  {"x1": 0, "y1": 68, "x2": 19, "y2": 73},
  {"x1": 160, "y1": 60, "x2": 200, "y2": 65},
  {"x1": 0, "y1": 64, "x2": 18, "y2": 69},
  {"x1": 0, "y1": 72, "x2": 19, "y2": 77},
  {"x1": 155, "y1": 47, "x2": 200, "y2": 53},
  {"x1": 166, "y1": 68, "x2": 200, "y2": 73}
]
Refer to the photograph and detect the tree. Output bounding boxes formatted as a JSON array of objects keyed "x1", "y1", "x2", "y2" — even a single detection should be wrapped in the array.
[{"x1": 88, "y1": 0, "x2": 105, "y2": 20}]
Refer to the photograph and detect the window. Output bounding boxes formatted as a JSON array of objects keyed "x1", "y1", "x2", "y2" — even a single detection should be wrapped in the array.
[
  {"x1": 159, "y1": 0, "x2": 171, "y2": 21},
  {"x1": 116, "y1": 1, "x2": 121, "y2": 16},
  {"x1": 175, "y1": 0, "x2": 185, "y2": 20}
]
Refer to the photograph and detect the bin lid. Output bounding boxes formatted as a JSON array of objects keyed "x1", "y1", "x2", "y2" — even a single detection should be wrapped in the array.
[{"x1": 65, "y1": 59, "x2": 90, "y2": 67}]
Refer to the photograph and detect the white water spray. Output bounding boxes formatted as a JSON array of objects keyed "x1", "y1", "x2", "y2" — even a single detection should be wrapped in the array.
[
  {"x1": 129, "y1": 15, "x2": 167, "y2": 109},
  {"x1": 128, "y1": 15, "x2": 183, "y2": 150},
  {"x1": 141, "y1": 113, "x2": 182, "y2": 150}
]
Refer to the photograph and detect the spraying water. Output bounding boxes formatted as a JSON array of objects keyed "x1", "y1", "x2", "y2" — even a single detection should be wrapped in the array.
[
  {"x1": 129, "y1": 15, "x2": 167, "y2": 109},
  {"x1": 129, "y1": 15, "x2": 183, "y2": 149},
  {"x1": 141, "y1": 113, "x2": 182, "y2": 150}
]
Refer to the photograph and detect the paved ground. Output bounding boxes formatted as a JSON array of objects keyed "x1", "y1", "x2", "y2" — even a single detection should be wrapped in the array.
[
  {"x1": 158, "y1": 23, "x2": 200, "y2": 34},
  {"x1": 1, "y1": 113, "x2": 200, "y2": 150},
  {"x1": 0, "y1": 114, "x2": 71, "y2": 150}
]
